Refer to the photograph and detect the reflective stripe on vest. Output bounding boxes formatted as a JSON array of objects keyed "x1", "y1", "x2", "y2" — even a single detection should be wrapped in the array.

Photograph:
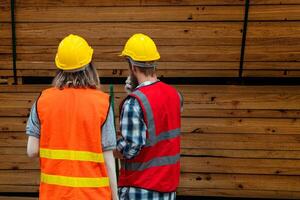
[
  {"x1": 132, "y1": 90, "x2": 180, "y2": 147},
  {"x1": 132, "y1": 90, "x2": 156, "y2": 145},
  {"x1": 123, "y1": 154, "x2": 180, "y2": 171},
  {"x1": 40, "y1": 148, "x2": 104, "y2": 163},
  {"x1": 145, "y1": 128, "x2": 180, "y2": 147},
  {"x1": 41, "y1": 173, "x2": 109, "y2": 188},
  {"x1": 40, "y1": 149, "x2": 108, "y2": 187}
]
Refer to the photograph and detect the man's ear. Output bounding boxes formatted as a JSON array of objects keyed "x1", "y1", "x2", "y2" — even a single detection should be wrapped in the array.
[{"x1": 131, "y1": 65, "x2": 138, "y2": 74}]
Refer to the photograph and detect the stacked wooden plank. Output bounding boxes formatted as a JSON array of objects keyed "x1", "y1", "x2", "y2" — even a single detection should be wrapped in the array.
[
  {"x1": 0, "y1": 1, "x2": 12, "y2": 83},
  {"x1": 1, "y1": 0, "x2": 300, "y2": 199},
  {"x1": 0, "y1": 0, "x2": 300, "y2": 77},
  {"x1": 0, "y1": 85, "x2": 300, "y2": 199},
  {"x1": 0, "y1": 0, "x2": 244, "y2": 80},
  {"x1": 2, "y1": 1, "x2": 300, "y2": 80},
  {"x1": 245, "y1": 0, "x2": 300, "y2": 77}
]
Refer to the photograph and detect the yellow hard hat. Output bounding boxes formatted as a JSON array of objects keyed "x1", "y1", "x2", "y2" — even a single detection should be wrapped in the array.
[
  {"x1": 120, "y1": 33, "x2": 160, "y2": 62},
  {"x1": 55, "y1": 34, "x2": 93, "y2": 71}
]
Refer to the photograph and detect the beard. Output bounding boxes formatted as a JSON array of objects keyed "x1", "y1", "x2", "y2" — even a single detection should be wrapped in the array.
[{"x1": 129, "y1": 73, "x2": 139, "y2": 90}]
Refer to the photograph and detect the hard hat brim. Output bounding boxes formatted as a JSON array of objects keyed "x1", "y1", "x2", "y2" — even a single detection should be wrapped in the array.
[{"x1": 119, "y1": 50, "x2": 160, "y2": 62}]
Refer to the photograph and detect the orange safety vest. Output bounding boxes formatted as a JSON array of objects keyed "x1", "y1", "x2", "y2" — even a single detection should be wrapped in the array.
[{"x1": 37, "y1": 87, "x2": 112, "y2": 200}]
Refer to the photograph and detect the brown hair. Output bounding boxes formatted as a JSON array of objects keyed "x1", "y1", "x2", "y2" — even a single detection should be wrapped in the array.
[
  {"x1": 52, "y1": 63, "x2": 100, "y2": 89},
  {"x1": 134, "y1": 65, "x2": 156, "y2": 77},
  {"x1": 127, "y1": 58, "x2": 157, "y2": 77}
]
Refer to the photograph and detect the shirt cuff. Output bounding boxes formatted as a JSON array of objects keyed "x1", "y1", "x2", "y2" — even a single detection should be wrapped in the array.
[
  {"x1": 26, "y1": 131, "x2": 40, "y2": 139},
  {"x1": 103, "y1": 145, "x2": 116, "y2": 152},
  {"x1": 117, "y1": 138, "x2": 126, "y2": 152}
]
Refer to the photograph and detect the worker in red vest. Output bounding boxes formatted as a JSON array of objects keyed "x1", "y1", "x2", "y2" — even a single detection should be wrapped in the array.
[
  {"x1": 115, "y1": 33, "x2": 183, "y2": 200},
  {"x1": 26, "y1": 34, "x2": 118, "y2": 200}
]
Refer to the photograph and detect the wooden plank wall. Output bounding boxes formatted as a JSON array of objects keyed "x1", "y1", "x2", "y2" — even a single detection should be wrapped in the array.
[
  {"x1": 0, "y1": 85, "x2": 300, "y2": 199},
  {"x1": 0, "y1": 0, "x2": 245, "y2": 79},
  {"x1": 245, "y1": 0, "x2": 300, "y2": 77},
  {"x1": 1, "y1": 0, "x2": 300, "y2": 200},
  {"x1": 0, "y1": 1, "x2": 12, "y2": 83},
  {"x1": 1, "y1": 0, "x2": 300, "y2": 79}
]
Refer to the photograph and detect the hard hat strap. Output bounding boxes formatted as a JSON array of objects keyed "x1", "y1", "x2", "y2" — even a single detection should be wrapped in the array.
[{"x1": 127, "y1": 57, "x2": 157, "y2": 68}]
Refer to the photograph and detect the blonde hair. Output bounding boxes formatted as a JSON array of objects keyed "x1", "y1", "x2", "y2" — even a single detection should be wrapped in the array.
[{"x1": 52, "y1": 63, "x2": 100, "y2": 89}]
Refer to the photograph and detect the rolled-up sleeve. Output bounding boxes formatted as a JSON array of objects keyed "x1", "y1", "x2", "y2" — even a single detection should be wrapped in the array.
[
  {"x1": 101, "y1": 105, "x2": 117, "y2": 151},
  {"x1": 26, "y1": 101, "x2": 41, "y2": 138},
  {"x1": 117, "y1": 98, "x2": 147, "y2": 159}
]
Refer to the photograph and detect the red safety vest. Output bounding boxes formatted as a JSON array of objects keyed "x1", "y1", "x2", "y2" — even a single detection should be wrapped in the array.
[
  {"x1": 118, "y1": 81, "x2": 181, "y2": 192},
  {"x1": 37, "y1": 87, "x2": 112, "y2": 200}
]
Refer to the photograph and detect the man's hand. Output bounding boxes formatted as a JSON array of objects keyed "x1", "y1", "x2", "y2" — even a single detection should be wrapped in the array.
[
  {"x1": 113, "y1": 149, "x2": 124, "y2": 159},
  {"x1": 124, "y1": 76, "x2": 133, "y2": 94},
  {"x1": 115, "y1": 133, "x2": 125, "y2": 159}
]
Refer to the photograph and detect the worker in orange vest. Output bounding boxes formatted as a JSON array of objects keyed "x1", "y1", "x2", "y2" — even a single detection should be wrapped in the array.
[
  {"x1": 26, "y1": 34, "x2": 118, "y2": 200},
  {"x1": 114, "y1": 33, "x2": 183, "y2": 200}
]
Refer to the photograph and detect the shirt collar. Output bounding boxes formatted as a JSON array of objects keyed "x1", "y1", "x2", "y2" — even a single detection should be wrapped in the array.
[{"x1": 136, "y1": 80, "x2": 159, "y2": 89}]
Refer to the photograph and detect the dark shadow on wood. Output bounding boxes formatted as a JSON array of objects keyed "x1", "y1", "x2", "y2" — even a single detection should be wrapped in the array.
[{"x1": 22, "y1": 76, "x2": 300, "y2": 85}]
